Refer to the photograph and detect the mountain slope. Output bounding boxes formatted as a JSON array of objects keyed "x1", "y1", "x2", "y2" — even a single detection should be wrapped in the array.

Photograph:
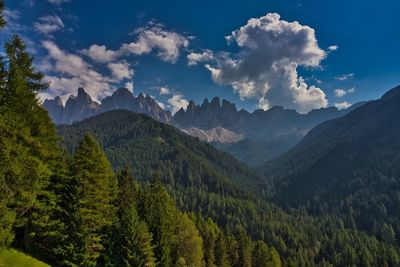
[
  {"x1": 58, "y1": 109, "x2": 265, "y2": 198},
  {"x1": 57, "y1": 109, "x2": 400, "y2": 266},
  {"x1": 263, "y1": 85, "x2": 400, "y2": 243}
]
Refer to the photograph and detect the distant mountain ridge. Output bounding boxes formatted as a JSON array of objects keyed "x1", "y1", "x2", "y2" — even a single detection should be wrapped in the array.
[
  {"x1": 173, "y1": 96, "x2": 365, "y2": 138},
  {"x1": 44, "y1": 87, "x2": 172, "y2": 125},
  {"x1": 173, "y1": 97, "x2": 366, "y2": 165},
  {"x1": 44, "y1": 87, "x2": 367, "y2": 166}
]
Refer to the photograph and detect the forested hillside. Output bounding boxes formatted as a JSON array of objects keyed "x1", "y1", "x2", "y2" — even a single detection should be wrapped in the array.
[
  {"x1": 58, "y1": 110, "x2": 265, "y2": 195},
  {"x1": 58, "y1": 111, "x2": 400, "y2": 266},
  {"x1": 263, "y1": 85, "x2": 400, "y2": 247}
]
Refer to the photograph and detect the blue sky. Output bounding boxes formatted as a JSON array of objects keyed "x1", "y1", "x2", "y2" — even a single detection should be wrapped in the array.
[{"x1": 3, "y1": 0, "x2": 400, "y2": 113}]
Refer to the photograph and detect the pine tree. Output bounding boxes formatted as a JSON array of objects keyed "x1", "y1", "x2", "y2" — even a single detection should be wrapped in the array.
[
  {"x1": 106, "y1": 167, "x2": 155, "y2": 267},
  {"x1": 0, "y1": 33, "x2": 62, "y2": 252},
  {"x1": 198, "y1": 217, "x2": 219, "y2": 267},
  {"x1": 142, "y1": 173, "x2": 177, "y2": 267},
  {"x1": 59, "y1": 133, "x2": 117, "y2": 266},
  {"x1": 215, "y1": 232, "x2": 230, "y2": 267},
  {"x1": 252, "y1": 241, "x2": 281, "y2": 267},
  {"x1": 237, "y1": 228, "x2": 253, "y2": 267}
]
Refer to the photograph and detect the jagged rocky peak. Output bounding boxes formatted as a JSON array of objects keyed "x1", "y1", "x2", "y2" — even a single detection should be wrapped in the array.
[
  {"x1": 111, "y1": 87, "x2": 133, "y2": 102},
  {"x1": 201, "y1": 98, "x2": 210, "y2": 108},
  {"x1": 54, "y1": 96, "x2": 64, "y2": 106},
  {"x1": 44, "y1": 96, "x2": 65, "y2": 124},
  {"x1": 67, "y1": 87, "x2": 97, "y2": 105},
  {"x1": 44, "y1": 96, "x2": 64, "y2": 108},
  {"x1": 100, "y1": 88, "x2": 135, "y2": 112},
  {"x1": 63, "y1": 87, "x2": 100, "y2": 124},
  {"x1": 210, "y1": 96, "x2": 221, "y2": 110},
  {"x1": 187, "y1": 100, "x2": 197, "y2": 111},
  {"x1": 77, "y1": 87, "x2": 86, "y2": 97},
  {"x1": 221, "y1": 99, "x2": 237, "y2": 113}
]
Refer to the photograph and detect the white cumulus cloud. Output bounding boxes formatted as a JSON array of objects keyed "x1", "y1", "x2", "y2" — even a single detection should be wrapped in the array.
[{"x1": 203, "y1": 13, "x2": 328, "y2": 113}]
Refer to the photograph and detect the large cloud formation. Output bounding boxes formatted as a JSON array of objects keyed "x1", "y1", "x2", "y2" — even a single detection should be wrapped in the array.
[{"x1": 204, "y1": 13, "x2": 328, "y2": 113}]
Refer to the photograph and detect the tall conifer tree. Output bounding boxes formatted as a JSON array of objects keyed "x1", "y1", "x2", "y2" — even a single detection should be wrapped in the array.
[
  {"x1": 142, "y1": 173, "x2": 177, "y2": 267},
  {"x1": 106, "y1": 167, "x2": 155, "y2": 267},
  {"x1": 60, "y1": 133, "x2": 117, "y2": 266}
]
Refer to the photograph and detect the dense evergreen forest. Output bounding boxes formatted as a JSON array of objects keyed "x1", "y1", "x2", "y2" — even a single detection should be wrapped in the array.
[
  {"x1": 1, "y1": 1, "x2": 400, "y2": 266},
  {"x1": 262, "y1": 85, "x2": 400, "y2": 249}
]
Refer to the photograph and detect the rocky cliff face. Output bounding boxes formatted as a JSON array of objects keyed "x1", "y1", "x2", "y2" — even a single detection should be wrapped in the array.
[
  {"x1": 182, "y1": 127, "x2": 244, "y2": 143},
  {"x1": 63, "y1": 88, "x2": 100, "y2": 124},
  {"x1": 44, "y1": 88, "x2": 171, "y2": 125},
  {"x1": 43, "y1": 96, "x2": 64, "y2": 125}
]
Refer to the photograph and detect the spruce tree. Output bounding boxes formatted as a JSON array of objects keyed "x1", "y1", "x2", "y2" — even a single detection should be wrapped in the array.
[
  {"x1": 142, "y1": 173, "x2": 177, "y2": 267},
  {"x1": 215, "y1": 232, "x2": 230, "y2": 267},
  {"x1": 0, "y1": 33, "x2": 62, "y2": 252},
  {"x1": 252, "y1": 241, "x2": 275, "y2": 267},
  {"x1": 60, "y1": 133, "x2": 117, "y2": 266},
  {"x1": 237, "y1": 228, "x2": 253, "y2": 267},
  {"x1": 198, "y1": 217, "x2": 219, "y2": 267},
  {"x1": 106, "y1": 167, "x2": 155, "y2": 267}
]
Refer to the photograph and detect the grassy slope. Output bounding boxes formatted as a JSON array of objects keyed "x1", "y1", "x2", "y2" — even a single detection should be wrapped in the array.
[{"x1": 0, "y1": 249, "x2": 49, "y2": 267}]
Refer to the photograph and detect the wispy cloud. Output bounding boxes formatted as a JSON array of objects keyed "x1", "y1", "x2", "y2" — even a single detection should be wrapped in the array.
[
  {"x1": 335, "y1": 73, "x2": 355, "y2": 81},
  {"x1": 47, "y1": 0, "x2": 70, "y2": 6},
  {"x1": 34, "y1": 15, "x2": 64, "y2": 36},
  {"x1": 159, "y1": 86, "x2": 170, "y2": 95}
]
